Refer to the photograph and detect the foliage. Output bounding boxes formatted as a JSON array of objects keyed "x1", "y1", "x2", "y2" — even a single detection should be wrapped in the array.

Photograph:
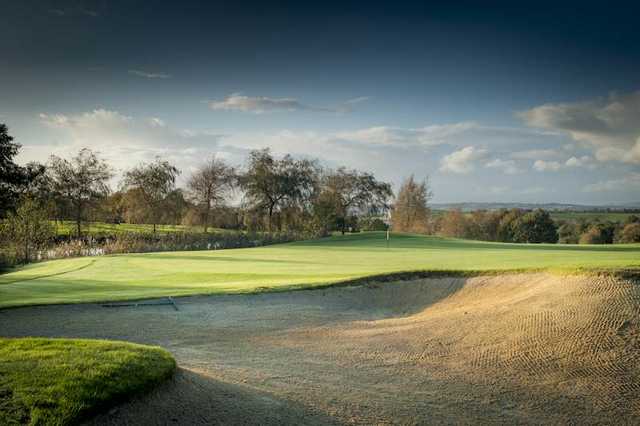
[
  {"x1": 320, "y1": 167, "x2": 393, "y2": 234},
  {"x1": 0, "y1": 338, "x2": 175, "y2": 425},
  {"x1": 0, "y1": 124, "x2": 46, "y2": 218},
  {"x1": 0, "y1": 198, "x2": 55, "y2": 264},
  {"x1": 239, "y1": 149, "x2": 318, "y2": 231},
  {"x1": 619, "y1": 223, "x2": 640, "y2": 243},
  {"x1": 48, "y1": 148, "x2": 113, "y2": 237},
  {"x1": 391, "y1": 175, "x2": 431, "y2": 233},
  {"x1": 579, "y1": 223, "x2": 617, "y2": 244},
  {"x1": 511, "y1": 209, "x2": 558, "y2": 243},
  {"x1": 1, "y1": 232, "x2": 638, "y2": 309},
  {"x1": 122, "y1": 158, "x2": 180, "y2": 233}
]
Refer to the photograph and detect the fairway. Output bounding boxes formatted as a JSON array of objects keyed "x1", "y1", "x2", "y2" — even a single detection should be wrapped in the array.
[{"x1": 1, "y1": 232, "x2": 639, "y2": 308}]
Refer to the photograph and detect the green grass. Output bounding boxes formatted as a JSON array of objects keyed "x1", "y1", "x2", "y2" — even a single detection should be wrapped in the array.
[
  {"x1": 53, "y1": 221, "x2": 227, "y2": 236},
  {"x1": 1, "y1": 232, "x2": 639, "y2": 308},
  {"x1": 0, "y1": 338, "x2": 175, "y2": 425}
]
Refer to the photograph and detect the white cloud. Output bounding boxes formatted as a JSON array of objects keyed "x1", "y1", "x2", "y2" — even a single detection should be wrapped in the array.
[
  {"x1": 582, "y1": 173, "x2": 640, "y2": 192},
  {"x1": 208, "y1": 93, "x2": 339, "y2": 113},
  {"x1": 35, "y1": 109, "x2": 226, "y2": 176},
  {"x1": 334, "y1": 122, "x2": 478, "y2": 147},
  {"x1": 440, "y1": 146, "x2": 488, "y2": 174},
  {"x1": 128, "y1": 69, "x2": 171, "y2": 79},
  {"x1": 519, "y1": 90, "x2": 640, "y2": 164},
  {"x1": 485, "y1": 158, "x2": 520, "y2": 174},
  {"x1": 532, "y1": 155, "x2": 596, "y2": 172},
  {"x1": 565, "y1": 155, "x2": 594, "y2": 168},
  {"x1": 533, "y1": 160, "x2": 563, "y2": 172}
]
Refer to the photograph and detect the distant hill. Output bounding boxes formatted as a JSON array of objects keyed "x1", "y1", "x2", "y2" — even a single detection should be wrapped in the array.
[{"x1": 431, "y1": 202, "x2": 640, "y2": 212}]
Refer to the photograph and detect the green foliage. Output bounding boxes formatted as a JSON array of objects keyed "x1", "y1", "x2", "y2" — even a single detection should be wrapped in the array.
[
  {"x1": 48, "y1": 148, "x2": 113, "y2": 237},
  {"x1": 1, "y1": 232, "x2": 638, "y2": 309},
  {"x1": 122, "y1": 158, "x2": 180, "y2": 233},
  {"x1": 511, "y1": 209, "x2": 558, "y2": 243},
  {"x1": 321, "y1": 167, "x2": 393, "y2": 234},
  {"x1": 0, "y1": 338, "x2": 175, "y2": 425},
  {"x1": 239, "y1": 149, "x2": 318, "y2": 231},
  {"x1": 579, "y1": 223, "x2": 616, "y2": 244},
  {"x1": 0, "y1": 198, "x2": 55, "y2": 264},
  {"x1": 0, "y1": 124, "x2": 46, "y2": 218}
]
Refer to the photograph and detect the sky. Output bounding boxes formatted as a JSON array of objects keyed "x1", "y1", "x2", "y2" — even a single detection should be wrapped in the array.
[{"x1": 1, "y1": 0, "x2": 639, "y2": 205}]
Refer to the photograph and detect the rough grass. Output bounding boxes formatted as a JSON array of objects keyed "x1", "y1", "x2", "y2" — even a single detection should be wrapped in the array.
[
  {"x1": 1, "y1": 232, "x2": 639, "y2": 308},
  {"x1": 53, "y1": 221, "x2": 224, "y2": 236},
  {"x1": 0, "y1": 338, "x2": 175, "y2": 425}
]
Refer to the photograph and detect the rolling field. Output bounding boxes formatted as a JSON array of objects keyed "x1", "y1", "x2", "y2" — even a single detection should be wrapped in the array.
[{"x1": 1, "y1": 232, "x2": 639, "y2": 308}]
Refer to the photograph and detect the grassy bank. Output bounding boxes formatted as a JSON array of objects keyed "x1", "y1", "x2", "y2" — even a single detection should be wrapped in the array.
[
  {"x1": 1, "y1": 232, "x2": 639, "y2": 308},
  {"x1": 0, "y1": 338, "x2": 175, "y2": 425}
]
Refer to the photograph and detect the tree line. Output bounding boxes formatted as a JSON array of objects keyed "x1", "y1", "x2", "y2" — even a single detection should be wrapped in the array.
[{"x1": 0, "y1": 124, "x2": 394, "y2": 264}]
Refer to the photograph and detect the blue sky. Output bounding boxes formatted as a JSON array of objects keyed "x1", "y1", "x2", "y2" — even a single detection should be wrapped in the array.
[{"x1": 1, "y1": 0, "x2": 639, "y2": 204}]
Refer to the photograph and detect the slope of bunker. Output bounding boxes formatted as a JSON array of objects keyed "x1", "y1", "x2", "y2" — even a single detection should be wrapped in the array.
[{"x1": 2, "y1": 272, "x2": 639, "y2": 424}]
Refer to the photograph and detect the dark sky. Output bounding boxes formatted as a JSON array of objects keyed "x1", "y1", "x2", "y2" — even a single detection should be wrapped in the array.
[{"x1": 1, "y1": 0, "x2": 639, "y2": 203}]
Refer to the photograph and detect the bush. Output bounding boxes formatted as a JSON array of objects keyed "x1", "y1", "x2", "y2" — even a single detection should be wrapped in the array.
[
  {"x1": 619, "y1": 223, "x2": 640, "y2": 243},
  {"x1": 579, "y1": 223, "x2": 616, "y2": 244},
  {"x1": 511, "y1": 209, "x2": 558, "y2": 243}
]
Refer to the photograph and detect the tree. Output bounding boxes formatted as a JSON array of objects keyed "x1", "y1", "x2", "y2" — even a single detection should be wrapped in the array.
[
  {"x1": 321, "y1": 167, "x2": 393, "y2": 234},
  {"x1": 511, "y1": 209, "x2": 558, "y2": 243},
  {"x1": 619, "y1": 223, "x2": 640, "y2": 243},
  {"x1": 239, "y1": 149, "x2": 318, "y2": 231},
  {"x1": 0, "y1": 124, "x2": 46, "y2": 217},
  {"x1": 187, "y1": 157, "x2": 235, "y2": 232},
  {"x1": 1, "y1": 197, "x2": 55, "y2": 263},
  {"x1": 438, "y1": 209, "x2": 469, "y2": 238},
  {"x1": 391, "y1": 175, "x2": 432, "y2": 233},
  {"x1": 122, "y1": 158, "x2": 180, "y2": 234},
  {"x1": 579, "y1": 222, "x2": 616, "y2": 244},
  {"x1": 48, "y1": 148, "x2": 113, "y2": 237}
]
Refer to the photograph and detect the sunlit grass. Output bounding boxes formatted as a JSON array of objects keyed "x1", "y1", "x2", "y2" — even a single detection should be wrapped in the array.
[
  {"x1": 1, "y1": 232, "x2": 639, "y2": 308},
  {"x1": 0, "y1": 338, "x2": 175, "y2": 425}
]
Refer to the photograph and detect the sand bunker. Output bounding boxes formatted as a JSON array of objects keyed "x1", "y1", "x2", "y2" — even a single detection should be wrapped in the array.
[{"x1": 2, "y1": 273, "x2": 639, "y2": 424}]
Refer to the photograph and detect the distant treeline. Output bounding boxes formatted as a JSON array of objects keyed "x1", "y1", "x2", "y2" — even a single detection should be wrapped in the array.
[{"x1": 431, "y1": 209, "x2": 640, "y2": 244}]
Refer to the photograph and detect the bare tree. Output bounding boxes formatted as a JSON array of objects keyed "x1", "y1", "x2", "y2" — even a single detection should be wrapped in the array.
[
  {"x1": 122, "y1": 158, "x2": 180, "y2": 234},
  {"x1": 48, "y1": 148, "x2": 113, "y2": 237},
  {"x1": 187, "y1": 156, "x2": 235, "y2": 232},
  {"x1": 391, "y1": 175, "x2": 432, "y2": 233}
]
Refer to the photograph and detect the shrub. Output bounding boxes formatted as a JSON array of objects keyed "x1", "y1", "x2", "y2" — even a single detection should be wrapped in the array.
[
  {"x1": 511, "y1": 209, "x2": 558, "y2": 243},
  {"x1": 619, "y1": 223, "x2": 640, "y2": 243}
]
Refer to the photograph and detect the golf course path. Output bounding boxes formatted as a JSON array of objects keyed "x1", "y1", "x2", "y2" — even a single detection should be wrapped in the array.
[{"x1": 2, "y1": 272, "x2": 639, "y2": 424}]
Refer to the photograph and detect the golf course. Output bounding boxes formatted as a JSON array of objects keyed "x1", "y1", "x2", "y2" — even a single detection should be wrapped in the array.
[
  {"x1": 2, "y1": 232, "x2": 639, "y2": 308},
  {"x1": 2, "y1": 232, "x2": 640, "y2": 424}
]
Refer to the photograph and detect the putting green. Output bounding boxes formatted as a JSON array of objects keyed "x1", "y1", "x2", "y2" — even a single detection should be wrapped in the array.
[{"x1": 1, "y1": 232, "x2": 639, "y2": 308}]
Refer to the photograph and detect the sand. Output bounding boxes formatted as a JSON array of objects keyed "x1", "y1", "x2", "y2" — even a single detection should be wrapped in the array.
[{"x1": 1, "y1": 273, "x2": 639, "y2": 424}]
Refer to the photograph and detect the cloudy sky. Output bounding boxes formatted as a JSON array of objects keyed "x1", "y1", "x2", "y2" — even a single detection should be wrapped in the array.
[{"x1": 1, "y1": 0, "x2": 639, "y2": 204}]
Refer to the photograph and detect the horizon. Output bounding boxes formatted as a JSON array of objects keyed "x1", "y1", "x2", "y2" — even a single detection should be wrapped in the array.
[{"x1": 1, "y1": 0, "x2": 639, "y2": 204}]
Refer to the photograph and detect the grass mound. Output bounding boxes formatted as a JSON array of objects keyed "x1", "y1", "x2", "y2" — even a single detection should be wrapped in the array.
[
  {"x1": 1, "y1": 232, "x2": 639, "y2": 308},
  {"x1": 0, "y1": 338, "x2": 175, "y2": 425}
]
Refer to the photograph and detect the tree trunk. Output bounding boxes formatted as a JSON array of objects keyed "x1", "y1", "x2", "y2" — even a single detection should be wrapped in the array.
[
  {"x1": 204, "y1": 203, "x2": 210, "y2": 233},
  {"x1": 76, "y1": 202, "x2": 82, "y2": 238},
  {"x1": 268, "y1": 205, "x2": 274, "y2": 232}
]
